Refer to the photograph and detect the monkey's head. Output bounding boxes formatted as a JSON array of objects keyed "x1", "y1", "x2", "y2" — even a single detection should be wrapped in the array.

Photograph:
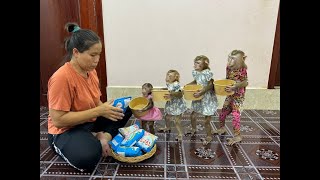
[
  {"x1": 194, "y1": 55, "x2": 210, "y2": 72},
  {"x1": 166, "y1": 70, "x2": 180, "y2": 83}
]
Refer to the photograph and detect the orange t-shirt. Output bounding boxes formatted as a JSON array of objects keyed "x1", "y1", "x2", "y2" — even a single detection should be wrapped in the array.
[{"x1": 47, "y1": 62, "x2": 102, "y2": 134}]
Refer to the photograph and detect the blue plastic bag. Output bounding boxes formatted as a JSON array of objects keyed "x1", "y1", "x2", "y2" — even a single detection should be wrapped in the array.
[
  {"x1": 116, "y1": 146, "x2": 142, "y2": 157},
  {"x1": 112, "y1": 96, "x2": 132, "y2": 112},
  {"x1": 134, "y1": 119, "x2": 141, "y2": 128},
  {"x1": 136, "y1": 131, "x2": 158, "y2": 153},
  {"x1": 121, "y1": 129, "x2": 145, "y2": 147},
  {"x1": 108, "y1": 133, "x2": 124, "y2": 151}
]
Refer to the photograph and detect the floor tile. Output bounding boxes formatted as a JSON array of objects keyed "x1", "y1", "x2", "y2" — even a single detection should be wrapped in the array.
[{"x1": 40, "y1": 107, "x2": 280, "y2": 179}]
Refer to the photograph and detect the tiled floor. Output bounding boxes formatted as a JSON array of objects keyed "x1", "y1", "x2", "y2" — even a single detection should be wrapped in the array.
[{"x1": 40, "y1": 106, "x2": 280, "y2": 179}]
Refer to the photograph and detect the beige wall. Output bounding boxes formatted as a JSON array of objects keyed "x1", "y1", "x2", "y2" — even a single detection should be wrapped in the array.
[{"x1": 102, "y1": 0, "x2": 280, "y2": 88}]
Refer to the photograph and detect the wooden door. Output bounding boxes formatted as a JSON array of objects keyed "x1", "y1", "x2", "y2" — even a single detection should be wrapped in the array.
[
  {"x1": 268, "y1": 7, "x2": 280, "y2": 89},
  {"x1": 275, "y1": 53, "x2": 280, "y2": 86},
  {"x1": 40, "y1": 0, "x2": 107, "y2": 107}
]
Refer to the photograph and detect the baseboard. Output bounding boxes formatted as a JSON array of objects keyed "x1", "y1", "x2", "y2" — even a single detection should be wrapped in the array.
[{"x1": 107, "y1": 86, "x2": 280, "y2": 110}]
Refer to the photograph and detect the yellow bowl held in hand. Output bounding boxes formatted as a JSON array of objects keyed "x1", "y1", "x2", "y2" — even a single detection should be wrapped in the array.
[
  {"x1": 129, "y1": 97, "x2": 150, "y2": 118},
  {"x1": 183, "y1": 84, "x2": 203, "y2": 100},
  {"x1": 151, "y1": 88, "x2": 171, "y2": 102},
  {"x1": 213, "y1": 79, "x2": 236, "y2": 96}
]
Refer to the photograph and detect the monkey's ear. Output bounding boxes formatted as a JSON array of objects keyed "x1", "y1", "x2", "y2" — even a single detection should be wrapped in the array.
[
  {"x1": 243, "y1": 55, "x2": 247, "y2": 60},
  {"x1": 175, "y1": 74, "x2": 180, "y2": 80}
]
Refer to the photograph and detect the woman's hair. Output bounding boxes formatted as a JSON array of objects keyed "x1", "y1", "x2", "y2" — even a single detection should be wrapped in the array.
[
  {"x1": 63, "y1": 22, "x2": 101, "y2": 61},
  {"x1": 142, "y1": 83, "x2": 153, "y2": 95},
  {"x1": 194, "y1": 55, "x2": 210, "y2": 70},
  {"x1": 167, "y1": 69, "x2": 180, "y2": 82},
  {"x1": 230, "y1": 50, "x2": 248, "y2": 69}
]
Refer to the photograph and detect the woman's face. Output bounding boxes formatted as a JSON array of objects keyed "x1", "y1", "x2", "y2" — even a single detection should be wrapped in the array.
[{"x1": 75, "y1": 42, "x2": 102, "y2": 72}]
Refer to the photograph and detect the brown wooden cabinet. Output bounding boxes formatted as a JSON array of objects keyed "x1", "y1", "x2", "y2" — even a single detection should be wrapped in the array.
[{"x1": 40, "y1": 0, "x2": 107, "y2": 107}]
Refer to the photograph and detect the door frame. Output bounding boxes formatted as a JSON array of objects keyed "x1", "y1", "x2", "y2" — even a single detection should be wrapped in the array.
[
  {"x1": 79, "y1": 0, "x2": 107, "y2": 102},
  {"x1": 40, "y1": 0, "x2": 107, "y2": 107},
  {"x1": 268, "y1": 7, "x2": 280, "y2": 89}
]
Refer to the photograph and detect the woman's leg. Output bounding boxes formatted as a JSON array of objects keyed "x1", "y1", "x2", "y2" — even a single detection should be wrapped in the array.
[
  {"x1": 48, "y1": 127, "x2": 102, "y2": 172},
  {"x1": 95, "y1": 131, "x2": 112, "y2": 157}
]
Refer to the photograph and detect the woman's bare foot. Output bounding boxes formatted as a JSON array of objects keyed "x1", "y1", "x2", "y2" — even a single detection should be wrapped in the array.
[
  {"x1": 96, "y1": 132, "x2": 112, "y2": 157},
  {"x1": 226, "y1": 135, "x2": 242, "y2": 146}
]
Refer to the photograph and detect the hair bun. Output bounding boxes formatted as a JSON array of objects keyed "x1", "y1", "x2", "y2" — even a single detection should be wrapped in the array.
[
  {"x1": 72, "y1": 26, "x2": 81, "y2": 33},
  {"x1": 65, "y1": 22, "x2": 81, "y2": 33}
]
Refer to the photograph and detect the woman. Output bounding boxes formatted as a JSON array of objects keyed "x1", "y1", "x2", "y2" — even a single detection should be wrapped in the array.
[{"x1": 47, "y1": 22, "x2": 132, "y2": 172}]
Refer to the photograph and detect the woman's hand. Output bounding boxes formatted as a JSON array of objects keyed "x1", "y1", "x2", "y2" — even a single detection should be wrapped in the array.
[
  {"x1": 96, "y1": 132, "x2": 112, "y2": 157},
  {"x1": 99, "y1": 99, "x2": 125, "y2": 121}
]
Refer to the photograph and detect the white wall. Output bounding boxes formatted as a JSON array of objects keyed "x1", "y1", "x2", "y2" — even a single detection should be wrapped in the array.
[{"x1": 102, "y1": 0, "x2": 279, "y2": 88}]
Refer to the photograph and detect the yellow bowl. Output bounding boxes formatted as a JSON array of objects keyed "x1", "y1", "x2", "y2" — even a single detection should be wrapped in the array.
[
  {"x1": 213, "y1": 79, "x2": 236, "y2": 96},
  {"x1": 152, "y1": 88, "x2": 170, "y2": 102},
  {"x1": 183, "y1": 84, "x2": 203, "y2": 100},
  {"x1": 129, "y1": 97, "x2": 150, "y2": 118}
]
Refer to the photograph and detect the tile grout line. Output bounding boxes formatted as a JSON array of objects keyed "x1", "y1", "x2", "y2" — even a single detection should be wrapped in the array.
[
  {"x1": 40, "y1": 108, "x2": 280, "y2": 179},
  {"x1": 40, "y1": 156, "x2": 59, "y2": 177},
  {"x1": 236, "y1": 144, "x2": 264, "y2": 179},
  {"x1": 180, "y1": 139, "x2": 189, "y2": 179},
  {"x1": 40, "y1": 112, "x2": 49, "y2": 118},
  {"x1": 248, "y1": 110, "x2": 279, "y2": 137},
  {"x1": 40, "y1": 146, "x2": 52, "y2": 158},
  {"x1": 90, "y1": 157, "x2": 104, "y2": 179},
  {"x1": 112, "y1": 163, "x2": 120, "y2": 180},
  {"x1": 211, "y1": 122, "x2": 242, "y2": 179},
  {"x1": 248, "y1": 111, "x2": 280, "y2": 146},
  {"x1": 164, "y1": 133, "x2": 167, "y2": 179},
  {"x1": 40, "y1": 119, "x2": 48, "y2": 126},
  {"x1": 223, "y1": 110, "x2": 265, "y2": 178},
  {"x1": 238, "y1": 111, "x2": 279, "y2": 178},
  {"x1": 253, "y1": 109, "x2": 280, "y2": 134}
]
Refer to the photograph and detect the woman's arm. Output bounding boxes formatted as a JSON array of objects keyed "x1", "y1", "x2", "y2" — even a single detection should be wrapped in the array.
[
  {"x1": 98, "y1": 100, "x2": 103, "y2": 106},
  {"x1": 50, "y1": 100, "x2": 124, "y2": 128}
]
